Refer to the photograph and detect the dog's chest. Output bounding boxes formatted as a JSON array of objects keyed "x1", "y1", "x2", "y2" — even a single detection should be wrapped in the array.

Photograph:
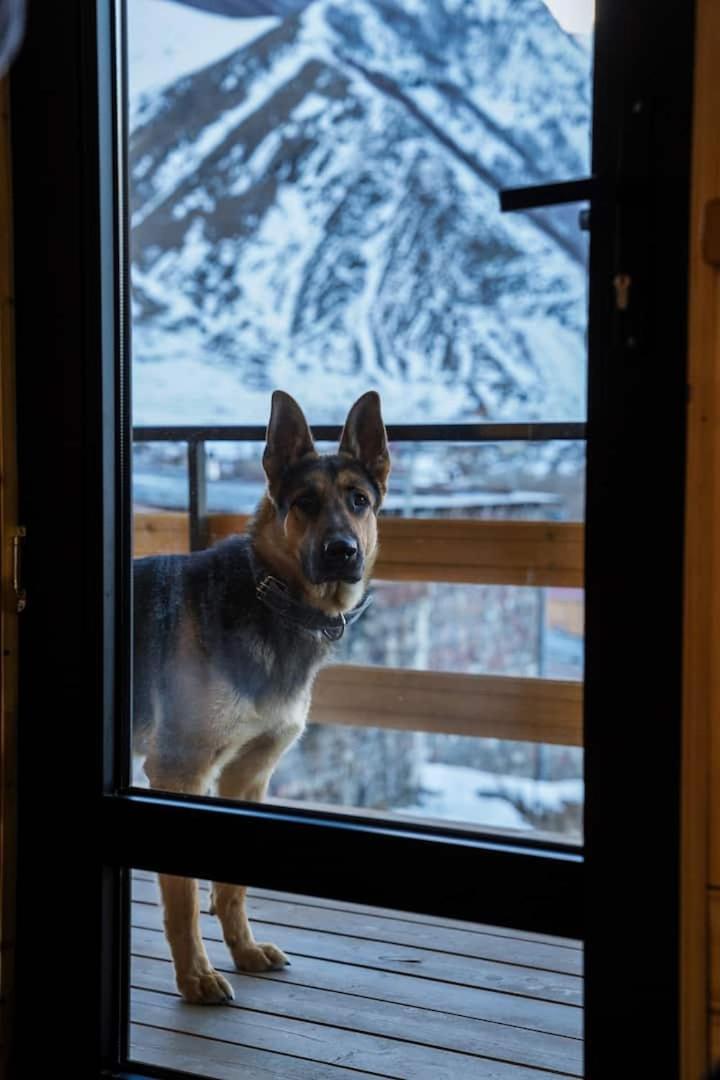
[{"x1": 205, "y1": 670, "x2": 312, "y2": 758}]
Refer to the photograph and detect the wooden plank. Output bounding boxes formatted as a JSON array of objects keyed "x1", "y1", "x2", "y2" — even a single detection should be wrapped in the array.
[
  {"x1": 245, "y1": 888, "x2": 581, "y2": 952},
  {"x1": 131, "y1": 924, "x2": 581, "y2": 1039},
  {"x1": 132, "y1": 954, "x2": 582, "y2": 1076},
  {"x1": 132, "y1": 924, "x2": 582, "y2": 1044},
  {"x1": 133, "y1": 509, "x2": 189, "y2": 556},
  {"x1": 131, "y1": 871, "x2": 582, "y2": 951},
  {"x1": 244, "y1": 898, "x2": 582, "y2": 977},
  {"x1": 131, "y1": 904, "x2": 582, "y2": 1007},
  {"x1": 684, "y1": 2, "x2": 720, "y2": 1075},
  {"x1": 311, "y1": 665, "x2": 582, "y2": 746},
  {"x1": 133, "y1": 511, "x2": 584, "y2": 588},
  {"x1": 367, "y1": 519, "x2": 583, "y2": 588},
  {"x1": 132, "y1": 878, "x2": 580, "y2": 975},
  {"x1": 131, "y1": 988, "x2": 576, "y2": 1080},
  {"x1": 131, "y1": 1022, "x2": 387, "y2": 1080}
]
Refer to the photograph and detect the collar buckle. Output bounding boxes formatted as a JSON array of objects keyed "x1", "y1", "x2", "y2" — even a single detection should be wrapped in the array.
[
  {"x1": 256, "y1": 574, "x2": 287, "y2": 603},
  {"x1": 322, "y1": 612, "x2": 346, "y2": 642}
]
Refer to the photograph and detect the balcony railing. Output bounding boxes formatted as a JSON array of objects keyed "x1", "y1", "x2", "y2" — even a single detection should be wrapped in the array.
[{"x1": 132, "y1": 423, "x2": 585, "y2": 749}]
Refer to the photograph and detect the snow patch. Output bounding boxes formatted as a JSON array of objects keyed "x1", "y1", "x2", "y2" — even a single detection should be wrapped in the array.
[{"x1": 127, "y1": 0, "x2": 278, "y2": 100}]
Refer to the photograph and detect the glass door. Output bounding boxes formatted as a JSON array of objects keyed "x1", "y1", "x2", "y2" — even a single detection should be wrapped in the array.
[{"x1": 7, "y1": 0, "x2": 694, "y2": 1076}]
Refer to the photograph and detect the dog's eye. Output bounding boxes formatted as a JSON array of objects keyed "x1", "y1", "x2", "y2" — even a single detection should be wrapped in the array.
[
  {"x1": 349, "y1": 490, "x2": 370, "y2": 512},
  {"x1": 293, "y1": 494, "x2": 318, "y2": 515}
]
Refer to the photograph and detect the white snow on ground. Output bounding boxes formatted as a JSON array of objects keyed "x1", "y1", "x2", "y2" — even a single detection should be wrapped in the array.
[
  {"x1": 482, "y1": 770, "x2": 584, "y2": 815},
  {"x1": 394, "y1": 762, "x2": 583, "y2": 830},
  {"x1": 395, "y1": 763, "x2": 531, "y2": 829}
]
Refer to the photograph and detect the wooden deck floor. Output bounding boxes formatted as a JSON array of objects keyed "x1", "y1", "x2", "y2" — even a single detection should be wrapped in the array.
[{"x1": 130, "y1": 872, "x2": 583, "y2": 1079}]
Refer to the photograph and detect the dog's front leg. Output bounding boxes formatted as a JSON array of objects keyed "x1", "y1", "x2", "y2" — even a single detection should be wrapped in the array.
[
  {"x1": 157, "y1": 872, "x2": 234, "y2": 1003},
  {"x1": 144, "y1": 760, "x2": 235, "y2": 1004},
  {"x1": 211, "y1": 881, "x2": 288, "y2": 973},
  {"x1": 212, "y1": 732, "x2": 297, "y2": 973}
]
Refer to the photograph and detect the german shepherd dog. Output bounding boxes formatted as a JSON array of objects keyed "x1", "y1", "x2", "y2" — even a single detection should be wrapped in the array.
[{"x1": 133, "y1": 390, "x2": 390, "y2": 1003}]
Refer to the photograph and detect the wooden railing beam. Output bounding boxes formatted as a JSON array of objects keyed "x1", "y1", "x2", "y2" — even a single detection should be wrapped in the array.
[
  {"x1": 134, "y1": 511, "x2": 584, "y2": 588},
  {"x1": 311, "y1": 664, "x2": 582, "y2": 746}
]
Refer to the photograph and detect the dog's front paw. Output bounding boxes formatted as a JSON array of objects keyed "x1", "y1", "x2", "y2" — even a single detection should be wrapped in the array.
[
  {"x1": 232, "y1": 941, "x2": 289, "y2": 972},
  {"x1": 178, "y1": 967, "x2": 235, "y2": 1004}
]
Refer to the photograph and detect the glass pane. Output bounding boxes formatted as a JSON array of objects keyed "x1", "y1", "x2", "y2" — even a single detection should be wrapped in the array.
[
  {"x1": 127, "y1": 0, "x2": 590, "y2": 846},
  {"x1": 130, "y1": 870, "x2": 583, "y2": 1074},
  {"x1": 128, "y1": 0, "x2": 592, "y2": 425}
]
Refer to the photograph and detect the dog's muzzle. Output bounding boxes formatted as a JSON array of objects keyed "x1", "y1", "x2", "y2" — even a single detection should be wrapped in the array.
[{"x1": 316, "y1": 533, "x2": 363, "y2": 582}]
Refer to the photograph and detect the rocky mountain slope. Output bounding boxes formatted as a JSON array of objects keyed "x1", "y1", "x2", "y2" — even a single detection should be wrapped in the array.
[{"x1": 129, "y1": 0, "x2": 592, "y2": 425}]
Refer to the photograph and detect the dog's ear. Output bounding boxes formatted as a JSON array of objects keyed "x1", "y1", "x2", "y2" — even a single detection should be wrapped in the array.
[
  {"x1": 263, "y1": 391, "x2": 317, "y2": 496},
  {"x1": 338, "y1": 391, "x2": 390, "y2": 498}
]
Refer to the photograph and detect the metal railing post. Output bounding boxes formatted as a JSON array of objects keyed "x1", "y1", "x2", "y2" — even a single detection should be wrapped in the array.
[{"x1": 188, "y1": 438, "x2": 208, "y2": 551}]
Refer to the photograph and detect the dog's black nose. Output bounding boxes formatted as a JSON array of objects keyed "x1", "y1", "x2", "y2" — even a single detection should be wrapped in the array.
[{"x1": 322, "y1": 535, "x2": 359, "y2": 565}]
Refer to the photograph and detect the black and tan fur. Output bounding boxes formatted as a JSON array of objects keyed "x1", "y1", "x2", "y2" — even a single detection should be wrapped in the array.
[{"x1": 133, "y1": 390, "x2": 390, "y2": 1004}]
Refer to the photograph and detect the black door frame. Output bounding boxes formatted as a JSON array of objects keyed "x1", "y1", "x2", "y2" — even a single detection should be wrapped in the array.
[
  {"x1": 583, "y1": 0, "x2": 694, "y2": 1075},
  {"x1": 7, "y1": 0, "x2": 694, "y2": 1076}
]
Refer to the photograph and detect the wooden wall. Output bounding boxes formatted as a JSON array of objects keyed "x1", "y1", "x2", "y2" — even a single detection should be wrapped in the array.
[{"x1": 683, "y1": 0, "x2": 720, "y2": 1075}]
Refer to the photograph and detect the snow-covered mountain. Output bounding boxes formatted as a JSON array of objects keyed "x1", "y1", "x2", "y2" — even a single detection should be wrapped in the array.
[{"x1": 129, "y1": 0, "x2": 592, "y2": 425}]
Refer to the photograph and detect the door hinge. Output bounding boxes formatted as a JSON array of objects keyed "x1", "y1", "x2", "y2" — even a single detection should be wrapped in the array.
[
  {"x1": 12, "y1": 526, "x2": 26, "y2": 613},
  {"x1": 613, "y1": 272, "x2": 632, "y2": 311}
]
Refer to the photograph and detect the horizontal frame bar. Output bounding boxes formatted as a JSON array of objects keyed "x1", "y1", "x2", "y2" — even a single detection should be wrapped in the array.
[
  {"x1": 499, "y1": 177, "x2": 594, "y2": 213},
  {"x1": 133, "y1": 421, "x2": 587, "y2": 444},
  {"x1": 103, "y1": 793, "x2": 583, "y2": 939}
]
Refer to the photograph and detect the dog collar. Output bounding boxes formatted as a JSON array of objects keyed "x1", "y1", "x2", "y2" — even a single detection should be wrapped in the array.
[{"x1": 254, "y1": 571, "x2": 372, "y2": 641}]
